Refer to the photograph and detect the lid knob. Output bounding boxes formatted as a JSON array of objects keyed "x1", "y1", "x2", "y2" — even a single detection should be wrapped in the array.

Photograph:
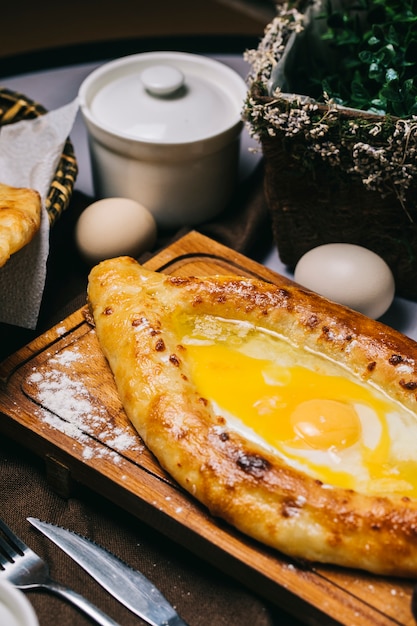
[{"x1": 141, "y1": 65, "x2": 185, "y2": 96}]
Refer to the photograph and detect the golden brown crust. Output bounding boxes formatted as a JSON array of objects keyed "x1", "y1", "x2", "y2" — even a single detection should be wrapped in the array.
[
  {"x1": 0, "y1": 182, "x2": 42, "y2": 268},
  {"x1": 87, "y1": 256, "x2": 417, "y2": 577}
]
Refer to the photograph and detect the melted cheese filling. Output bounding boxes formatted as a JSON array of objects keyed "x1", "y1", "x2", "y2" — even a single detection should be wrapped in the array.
[{"x1": 177, "y1": 314, "x2": 417, "y2": 497}]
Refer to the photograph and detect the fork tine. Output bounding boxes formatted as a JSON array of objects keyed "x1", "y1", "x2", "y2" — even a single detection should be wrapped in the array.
[
  {"x1": 0, "y1": 534, "x2": 15, "y2": 558},
  {"x1": 0, "y1": 536, "x2": 13, "y2": 567},
  {"x1": 0, "y1": 518, "x2": 27, "y2": 555},
  {"x1": 0, "y1": 518, "x2": 26, "y2": 570}
]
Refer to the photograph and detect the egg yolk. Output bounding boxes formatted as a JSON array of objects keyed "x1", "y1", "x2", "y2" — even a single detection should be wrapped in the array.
[
  {"x1": 178, "y1": 315, "x2": 417, "y2": 497},
  {"x1": 290, "y1": 399, "x2": 361, "y2": 450}
]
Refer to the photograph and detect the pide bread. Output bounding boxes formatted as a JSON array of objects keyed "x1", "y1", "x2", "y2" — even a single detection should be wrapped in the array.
[
  {"x1": 0, "y1": 181, "x2": 42, "y2": 268},
  {"x1": 87, "y1": 255, "x2": 417, "y2": 577}
]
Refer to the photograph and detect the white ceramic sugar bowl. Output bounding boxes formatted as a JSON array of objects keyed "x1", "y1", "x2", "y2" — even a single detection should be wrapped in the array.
[{"x1": 78, "y1": 51, "x2": 247, "y2": 229}]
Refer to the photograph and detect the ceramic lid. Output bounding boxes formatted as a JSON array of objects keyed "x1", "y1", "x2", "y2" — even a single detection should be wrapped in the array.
[{"x1": 79, "y1": 51, "x2": 247, "y2": 144}]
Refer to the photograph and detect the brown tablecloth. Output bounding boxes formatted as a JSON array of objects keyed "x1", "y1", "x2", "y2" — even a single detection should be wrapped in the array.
[{"x1": 0, "y1": 161, "x2": 305, "y2": 626}]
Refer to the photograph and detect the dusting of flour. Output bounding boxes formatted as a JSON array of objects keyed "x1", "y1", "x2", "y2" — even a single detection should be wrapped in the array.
[{"x1": 28, "y1": 346, "x2": 142, "y2": 461}]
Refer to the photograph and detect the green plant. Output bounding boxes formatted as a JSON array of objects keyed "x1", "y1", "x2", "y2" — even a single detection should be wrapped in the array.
[{"x1": 313, "y1": 0, "x2": 417, "y2": 117}]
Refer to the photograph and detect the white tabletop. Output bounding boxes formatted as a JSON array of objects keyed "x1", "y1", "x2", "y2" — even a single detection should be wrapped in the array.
[{"x1": 2, "y1": 54, "x2": 417, "y2": 341}]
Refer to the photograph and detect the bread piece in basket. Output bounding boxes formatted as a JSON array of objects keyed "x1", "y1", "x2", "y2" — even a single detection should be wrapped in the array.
[{"x1": 0, "y1": 182, "x2": 41, "y2": 267}]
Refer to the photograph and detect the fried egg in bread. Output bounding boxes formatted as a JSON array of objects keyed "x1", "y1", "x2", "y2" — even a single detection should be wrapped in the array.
[
  {"x1": 179, "y1": 314, "x2": 417, "y2": 499},
  {"x1": 87, "y1": 256, "x2": 417, "y2": 577}
]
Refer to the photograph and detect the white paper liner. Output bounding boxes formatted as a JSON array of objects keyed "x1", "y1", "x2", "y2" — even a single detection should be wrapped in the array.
[{"x1": 0, "y1": 97, "x2": 79, "y2": 329}]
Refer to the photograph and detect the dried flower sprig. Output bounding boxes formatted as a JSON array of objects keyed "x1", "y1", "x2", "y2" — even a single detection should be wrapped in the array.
[{"x1": 244, "y1": 3, "x2": 306, "y2": 86}]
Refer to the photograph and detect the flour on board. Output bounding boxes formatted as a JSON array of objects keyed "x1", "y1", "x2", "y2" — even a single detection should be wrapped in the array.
[{"x1": 27, "y1": 346, "x2": 142, "y2": 460}]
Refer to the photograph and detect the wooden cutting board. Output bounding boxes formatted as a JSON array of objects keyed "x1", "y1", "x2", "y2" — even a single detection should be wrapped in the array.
[{"x1": 0, "y1": 231, "x2": 415, "y2": 626}]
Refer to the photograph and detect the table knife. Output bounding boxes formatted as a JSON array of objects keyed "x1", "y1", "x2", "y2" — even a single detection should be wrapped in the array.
[{"x1": 27, "y1": 517, "x2": 189, "y2": 626}]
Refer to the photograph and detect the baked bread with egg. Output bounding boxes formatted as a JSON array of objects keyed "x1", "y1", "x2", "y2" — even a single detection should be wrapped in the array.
[
  {"x1": 87, "y1": 256, "x2": 417, "y2": 577},
  {"x1": 0, "y1": 182, "x2": 42, "y2": 268}
]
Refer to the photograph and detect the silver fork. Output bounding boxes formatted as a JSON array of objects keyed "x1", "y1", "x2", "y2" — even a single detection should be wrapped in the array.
[{"x1": 0, "y1": 517, "x2": 120, "y2": 626}]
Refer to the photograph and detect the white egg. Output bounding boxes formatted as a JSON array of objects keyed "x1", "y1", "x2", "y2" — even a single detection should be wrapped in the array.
[
  {"x1": 294, "y1": 243, "x2": 395, "y2": 319},
  {"x1": 75, "y1": 197, "x2": 157, "y2": 265}
]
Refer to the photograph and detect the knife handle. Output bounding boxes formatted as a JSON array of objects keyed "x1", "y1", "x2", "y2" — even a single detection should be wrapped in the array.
[{"x1": 42, "y1": 579, "x2": 121, "y2": 626}]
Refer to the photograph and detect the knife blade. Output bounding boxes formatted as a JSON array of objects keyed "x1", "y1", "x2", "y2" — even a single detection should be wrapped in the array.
[{"x1": 27, "y1": 517, "x2": 189, "y2": 626}]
